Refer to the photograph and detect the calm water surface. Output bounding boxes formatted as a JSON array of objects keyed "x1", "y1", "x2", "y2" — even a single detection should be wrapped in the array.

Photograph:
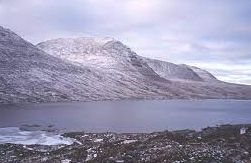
[{"x1": 0, "y1": 100, "x2": 251, "y2": 133}]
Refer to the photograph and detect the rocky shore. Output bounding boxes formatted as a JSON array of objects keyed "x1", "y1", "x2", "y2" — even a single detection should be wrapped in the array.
[{"x1": 1, "y1": 124, "x2": 251, "y2": 163}]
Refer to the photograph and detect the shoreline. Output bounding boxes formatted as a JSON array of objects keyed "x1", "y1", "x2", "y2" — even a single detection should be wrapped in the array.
[{"x1": 1, "y1": 97, "x2": 251, "y2": 106}]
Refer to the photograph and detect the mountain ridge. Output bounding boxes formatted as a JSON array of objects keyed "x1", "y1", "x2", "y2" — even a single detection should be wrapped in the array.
[
  {"x1": 37, "y1": 37, "x2": 220, "y2": 83},
  {"x1": 1, "y1": 26, "x2": 251, "y2": 104}
]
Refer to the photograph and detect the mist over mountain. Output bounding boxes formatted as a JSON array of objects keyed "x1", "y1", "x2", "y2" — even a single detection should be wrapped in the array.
[{"x1": 1, "y1": 26, "x2": 251, "y2": 104}]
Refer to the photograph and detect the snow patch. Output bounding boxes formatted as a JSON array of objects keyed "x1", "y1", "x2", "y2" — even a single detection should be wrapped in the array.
[
  {"x1": 61, "y1": 159, "x2": 71, "y2": 163},
  {"x1": 0, "y1": 127, "x2": 74, "y2": 145},
  {"x1": 94, "y1": 138, "x2": 103, "y2": 142},
  {"x1": 122, "y1": 139, "x2": 137, "y2": 144}
]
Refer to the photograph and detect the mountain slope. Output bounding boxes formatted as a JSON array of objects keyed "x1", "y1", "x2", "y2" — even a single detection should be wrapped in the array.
[
  {"x1": 37, "y1": 37, "x2": 251, "y2": 100},
  {"x1": 142, "y1": 58, "x2": 203, "y2": 81},
  {"x1": 182, "y1": 65, "x2": 218, "y2": 82},
  {"x1": 0, "y1": 27, "x2": 184, "y2": 103},
  {"x1": 0, "y1": 27, "x2": 158, "y2": 103},
  {"x1": 1, "y1": 26, "x2": 251, "y2": 104},
  {"x1": 37, "y1": 37, "x2": 165, "y2": 82},
  {"x1": 0, "y1": 26, "x2": 109, "y2": 103}
]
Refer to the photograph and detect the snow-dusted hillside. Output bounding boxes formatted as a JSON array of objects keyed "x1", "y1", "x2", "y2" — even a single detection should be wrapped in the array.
[
  {"x1": 0, "y1": 27, "x2": 180, "y2": 104},
  {"x1": 37, "y1": 37, "x2": 164, "y2": 82},
  {"x1": 182, "y1": 65, "x2": 218, "y2": 82},
  {"x1": 0, "y1": 27, "x2": 163, "y2": 103},
  {"x1": 0, "y1": 27, "x2": 111, "y2": 103},
  {"x1": 1, "y1": 26, "x2": 251, "y2": 104},
  {"x1": 142, "y1": 58, "x2": 203, "y2": 81}
]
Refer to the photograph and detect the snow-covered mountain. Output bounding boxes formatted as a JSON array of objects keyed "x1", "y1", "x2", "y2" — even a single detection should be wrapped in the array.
[
  {"x1": 37, "y1": 37, "x2": 219, "y2": 83},
  {"x1": 37, "y1": 37, "x2": 165, "y2": 82},
  {"x1": 1, "y1": 26, "x2": 251, "y2": 104},
  {"x1": 0, "y1": 26, "x2": 178, "y2": 103},
  {"x1": 0, "y1": 26, "x2": 109, "y2": 103}
]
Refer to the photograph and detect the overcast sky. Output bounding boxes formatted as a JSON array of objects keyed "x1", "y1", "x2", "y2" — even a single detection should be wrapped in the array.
[{"x1": 0, "y1": 0, "x2": 251, "y2": 84}]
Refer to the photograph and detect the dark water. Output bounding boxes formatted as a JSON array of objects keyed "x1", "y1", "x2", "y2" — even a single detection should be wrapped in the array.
[{"x1": 0, "y1": 100, "x2": 251, "y2": 133}]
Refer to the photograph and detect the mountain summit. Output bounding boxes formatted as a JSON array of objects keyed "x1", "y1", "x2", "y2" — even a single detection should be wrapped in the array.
[
  {"x1": 1, "y1": 26, "x2": 251, "y2": 103},
  {"x1": 37, "y1": 37, "x2": 220, "y2": 83}
]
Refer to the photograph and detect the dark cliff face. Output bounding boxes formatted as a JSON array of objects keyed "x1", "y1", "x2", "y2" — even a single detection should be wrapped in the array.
[{"x1": 1, "y1": 26, "x2": 251, "y2": 104}]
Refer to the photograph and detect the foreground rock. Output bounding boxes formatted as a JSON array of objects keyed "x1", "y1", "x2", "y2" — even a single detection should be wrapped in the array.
[{"x1": 1, "y1": 124, "x2": 251, "y2": 163}]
